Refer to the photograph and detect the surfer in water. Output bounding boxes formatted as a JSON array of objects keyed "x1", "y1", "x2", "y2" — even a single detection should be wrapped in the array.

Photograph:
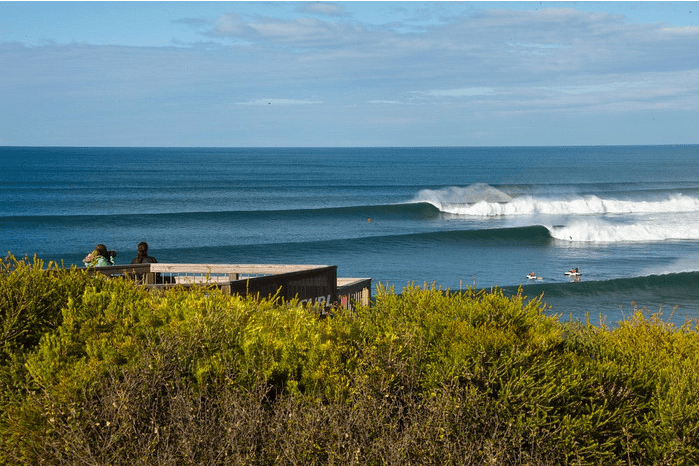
[{"x1": 565, "y1": 267, "x2": 581, "y2": 281}]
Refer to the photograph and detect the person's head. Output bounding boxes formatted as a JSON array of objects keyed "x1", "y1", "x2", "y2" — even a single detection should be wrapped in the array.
[
  {"x1": 137, "y1": 242, "x2": 149, "y2": 256},
  {"x1": 95, "y1": 244, "x2": 108, "y2": 258}
]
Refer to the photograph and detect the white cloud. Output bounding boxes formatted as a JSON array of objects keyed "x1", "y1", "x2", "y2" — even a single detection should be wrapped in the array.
[
  {"x1": 541, "y1": 81, "x2": 647, "y2": 95},
  {"x1": 206, "y1": 13, "x2": 365, "y2": 46},
  {"x1": 3, "y1": 3, "x2": 699, "y2": 146},
  {"x1": 297, "y1": 2, "x2": 347, "y2": 18},
  {"x1": 238, "y1": 98, "x2": 322, "y2": 106},
  {"x1": 660, "y1": 26, "x2": 699, "y2": 35},
  {"x1": 415, "y1": 87, "x2": 497, "y2": 98}
]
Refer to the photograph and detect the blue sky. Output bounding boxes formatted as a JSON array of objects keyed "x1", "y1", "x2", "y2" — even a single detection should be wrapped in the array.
[{"x1": 2, "y1": 1, "x2": 698, "y2": 147}]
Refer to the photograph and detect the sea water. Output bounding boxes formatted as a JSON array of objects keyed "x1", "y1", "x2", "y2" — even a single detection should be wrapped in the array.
[{"x1": 2, "y1": 145, "x2": 699, "y2": 325}]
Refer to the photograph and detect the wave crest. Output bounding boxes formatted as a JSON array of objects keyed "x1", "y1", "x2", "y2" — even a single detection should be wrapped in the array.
[
  {"x1": 417, "y1": 186, "x2": 699, "y2": 218},
  {"x1": 547, "y1": 218, "x2": 699, "y2": 243},
  {"x1": 412, "y1": 183, "x2": 512, "y2": 209}
]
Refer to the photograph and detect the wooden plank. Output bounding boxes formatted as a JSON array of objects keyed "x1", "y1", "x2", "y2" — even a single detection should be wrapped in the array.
[
  {"x1": 337, "y1": 278, "x2": 372, "y2": 308},
  {"x1": 228, "y1": 266, "x2": 338, "y2": 304},
  {"x1": 150, "y1": 263, "x2": 328, "y2": 275},
  {"x1": 85, "y1": 264, "x2": 152, "y2": 275},
  {"x1": 337, "y1": 278, "x2": 371, "y2": 287},
  {"x1": 81, "y1": 263, "x2": 371, "y2": 308}
]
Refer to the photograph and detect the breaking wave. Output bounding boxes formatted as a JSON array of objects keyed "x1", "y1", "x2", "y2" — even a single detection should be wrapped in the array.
[
  {"x1": 546, "y1": 218, "x2": 699, "y2": 243},
  {"x1": 413, "y1": 184, "x2": 699, "y2": 243},
  {"x1": 414, "y1": 186, "x2": 699, "y2": 217}
]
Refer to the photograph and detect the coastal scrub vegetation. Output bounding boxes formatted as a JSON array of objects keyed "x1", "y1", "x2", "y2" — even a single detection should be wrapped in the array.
[{"x1": 2, "y1": 255, "x2": 699, "y2": 465}]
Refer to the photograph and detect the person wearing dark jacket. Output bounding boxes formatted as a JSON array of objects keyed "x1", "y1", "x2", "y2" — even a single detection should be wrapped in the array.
[{"x1": 131, "y1": 242, "x2": 158, "y2": 264}]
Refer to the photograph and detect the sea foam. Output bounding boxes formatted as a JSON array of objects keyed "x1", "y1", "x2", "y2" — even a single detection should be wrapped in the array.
[
  {"x1": 415, "y1": 185, "x2": 699, "y2": 217},
  {"x1": 546, "y1": 218, "x2": 699, "y2": 243},
  {"x1": 414, "y1": 184, "x2": 699, "y2": 243}
]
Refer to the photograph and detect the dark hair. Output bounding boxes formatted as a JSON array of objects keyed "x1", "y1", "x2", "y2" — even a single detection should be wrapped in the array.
[
  {"x1": 94, "y1": 243, "x2": 116, "y2": 263},
  {"x1": 134, "y1": 242, "x2": 156, "y2": 264},
  {"x1": 95, "y1": 244, "x2": 109, "y2": 258}
]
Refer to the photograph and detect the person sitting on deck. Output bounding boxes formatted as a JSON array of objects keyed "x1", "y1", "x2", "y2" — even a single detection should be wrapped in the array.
[
  {"x1": 83, "y1": 244, "x2": 116, "y2": 267},
  {"x1": 131, "y1": 241, "x2": 158, "y2": 264}
]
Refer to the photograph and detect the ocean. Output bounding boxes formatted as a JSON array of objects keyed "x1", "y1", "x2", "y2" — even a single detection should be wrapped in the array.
[{"x1": 2, "y1": 145, "x2": 699, "y2": 326}]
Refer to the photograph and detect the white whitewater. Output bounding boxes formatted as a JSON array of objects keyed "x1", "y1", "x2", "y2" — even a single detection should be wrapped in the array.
[{"x1": 413, "y1": 184, "x2": 699, "y2": 243}]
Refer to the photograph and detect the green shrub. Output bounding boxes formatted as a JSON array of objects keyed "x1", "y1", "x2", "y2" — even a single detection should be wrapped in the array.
[
  {"x1": 2, "y1": 263, "x2": 699, "y2": 465},
  {"x1": 1, "y1": 255, "x2": 98, "y2": 362},
  {"x1": 0, "y1": 255, "x2": 109, "y2": 456}
]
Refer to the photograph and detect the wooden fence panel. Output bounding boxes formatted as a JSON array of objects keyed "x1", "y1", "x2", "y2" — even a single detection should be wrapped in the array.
[{"x1": 80, "y1": 263, "x2": 370, "y2": 309}]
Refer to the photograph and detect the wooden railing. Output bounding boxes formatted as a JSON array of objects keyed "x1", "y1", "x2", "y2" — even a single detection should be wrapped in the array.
[
  {"x1": 337, "y1": 277, "x2": 372, "y2": 308},
  {"x1": 84, "y1": 263, "x2": 371, "y2": 309}
]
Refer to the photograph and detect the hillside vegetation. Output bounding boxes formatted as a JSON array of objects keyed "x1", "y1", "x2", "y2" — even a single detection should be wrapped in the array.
[{"x1": 2, "y1": 256, "x2": 698, "y2": 465}]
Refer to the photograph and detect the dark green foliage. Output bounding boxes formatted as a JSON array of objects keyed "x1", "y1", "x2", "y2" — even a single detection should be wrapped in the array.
[
  {"x1": 1, "y1": 255, "x2": 97, "y2": 362},
  {"x1": 1, "y1": 260, "x2": 699, "y2": 465},
  {"x1": 0, "y1": 255, "x2": 108, "y2": 426}
]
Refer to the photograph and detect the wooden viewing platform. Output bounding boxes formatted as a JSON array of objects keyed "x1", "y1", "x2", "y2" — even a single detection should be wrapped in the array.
[{"x1": 85, "y1": 263, "x2": 371, "y2": 310}]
